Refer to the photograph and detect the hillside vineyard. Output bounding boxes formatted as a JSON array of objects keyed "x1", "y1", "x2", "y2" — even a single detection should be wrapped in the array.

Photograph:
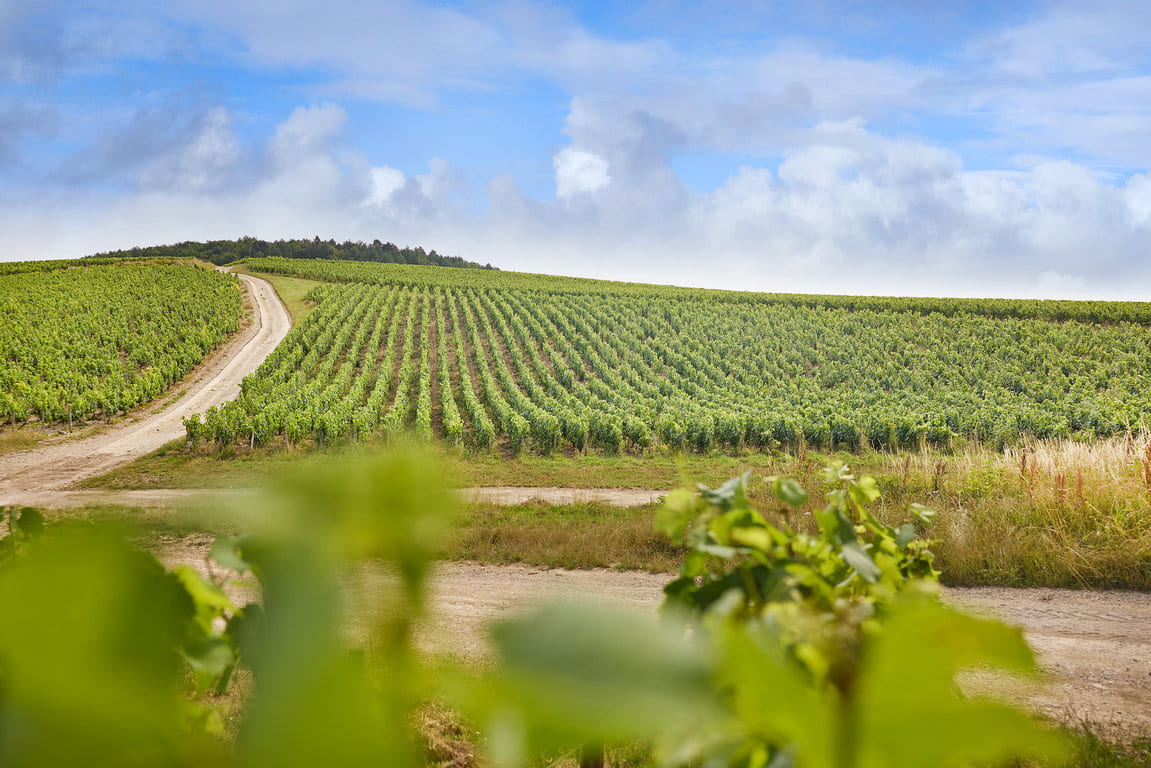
[
  {"x1": 186, "y1": 259, "x2": 1151, "y2": 452},
  {"x1": 0, "y1": 262, "x2": 242, "y2": 426}
]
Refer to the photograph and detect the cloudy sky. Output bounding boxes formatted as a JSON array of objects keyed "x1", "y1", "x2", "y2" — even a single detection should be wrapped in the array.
[{"x1": 2, "y1": 0, "x2": 1150, "y2": 298}]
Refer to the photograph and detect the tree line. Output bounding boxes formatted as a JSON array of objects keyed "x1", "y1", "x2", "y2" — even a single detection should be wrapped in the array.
[{"x1": 84, "y1": 236, "x2": 497, "y2": 270}]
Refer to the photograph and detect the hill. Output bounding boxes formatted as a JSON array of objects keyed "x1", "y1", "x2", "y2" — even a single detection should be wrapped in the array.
[{"x1": 186, "y1": 258, "x2": 1151, "y2": 453}]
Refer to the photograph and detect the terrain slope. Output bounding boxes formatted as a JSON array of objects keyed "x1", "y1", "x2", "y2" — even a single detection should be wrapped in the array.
[
  {"x1": 0, "y1": 271, "x2": 291, "y2": 501},
  {"x1": 2, "y1": 265, "x2": 1146, "y2": 736}
]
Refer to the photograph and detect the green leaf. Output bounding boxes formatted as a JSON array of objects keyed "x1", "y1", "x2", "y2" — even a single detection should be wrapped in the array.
[
  {"x1": 209, "y1": 535, "x2": 252, "y2": 574},
  {"x1": 770, "y1": 477, "x2": 809, "y2": 508},
  {"x1": 895, "y1": 523, "x2": 917, "y2": 548},
  {"x1": 654, "y1": 489, "x2": 696, "y2": 540},
  {"x1": 484, "y1": 601, "x2": 717, "y2": 747},
  {"x1": 184, "y1": 639, "x2": 236, "y2": 692},
  {"x1": 681, "y1": 550, "x2": 709, "y2": 578},
  {"x1": 857, "y1": 598, "x2": 1068, "y2": 767},
  {"x1": 909, "y1": 503, "x2": 937, "y2": 525},
  {"x1": 854, "y1": 474, "x2": 881, "y2": 503},
  {"x1": 814, "y1": 504, "x2": 856, "y2": 547},
  {"x1": 718, "y1": 624, "x2": 837, "y2": 768},
  {"x1": 698, "y1": 471, "x2": 751, "y2": 511},
  {"x1": 172, "y1": 565, "x2": 235, "y2": 635},
  {"x1": 730, "y1": 525, "x2": 776, "y2": 553},
  {"x1": 841, "y1": 541, "x2": 881, "y2": 583}
]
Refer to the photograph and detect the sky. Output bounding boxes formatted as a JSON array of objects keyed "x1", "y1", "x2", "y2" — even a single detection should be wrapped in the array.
[{"x1": 2, "y1": 0, "x2": 1150, "y2": 298}]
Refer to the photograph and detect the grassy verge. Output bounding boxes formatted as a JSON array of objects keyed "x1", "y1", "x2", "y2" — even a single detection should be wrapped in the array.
[
  {"x1": 452, "y1": 489, "x2": 1151, "y2": 589},
  {"x1": 79, "y1": 440, "x2": 793, "y2": 490},
  {"x1": 230, "y1": 266, "x2": 324, "y2": 322},
  {"x1": 450, "y1": 501, "x2": 679, "y2": 572},
  {"x1": 0, "y1": 427, "x2": 42, "y2": 455},
  {"x1": 79, "y1": 436, "x2": 1151, "y2": 590},
  {"x1": 63, "y1": 486, "x2": 1151, "y2": 591}
]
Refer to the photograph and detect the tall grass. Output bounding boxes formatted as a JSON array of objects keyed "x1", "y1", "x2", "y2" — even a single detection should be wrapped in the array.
[
  {"x1": 867, "y1": 436, "x2": 1151, "y2": 588},
  {"x1": 446, "y1": 436, "x2": 1151, "y2": 589}
]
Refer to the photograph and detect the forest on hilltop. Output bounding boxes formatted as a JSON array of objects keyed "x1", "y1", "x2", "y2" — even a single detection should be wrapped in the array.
[{"x1": 85, "y1": 236, "x2": 496, "y2": 270}]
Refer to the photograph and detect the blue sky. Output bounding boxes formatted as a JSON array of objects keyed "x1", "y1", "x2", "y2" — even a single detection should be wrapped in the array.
[{"x1": 2, "y1": 0, "x2": 1151, "y2": 298}]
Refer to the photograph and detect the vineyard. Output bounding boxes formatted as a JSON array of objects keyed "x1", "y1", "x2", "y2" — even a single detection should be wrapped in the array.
[
  {"x1": 187, "y1": 259, "x2": 1151, "y2": 453},
  {"x1": 0, "y1": 262, "x2": 243, "y2": 426}
]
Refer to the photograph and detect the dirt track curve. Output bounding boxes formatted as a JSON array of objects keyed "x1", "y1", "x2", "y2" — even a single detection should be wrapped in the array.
[{"x1": 0, "y1": 271, "x2": 291, "y2": 503}]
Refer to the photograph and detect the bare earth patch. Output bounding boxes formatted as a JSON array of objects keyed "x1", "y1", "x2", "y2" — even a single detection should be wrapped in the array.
[{"x1": 5, "y1": 486, "x2": 666, "y2": 509}]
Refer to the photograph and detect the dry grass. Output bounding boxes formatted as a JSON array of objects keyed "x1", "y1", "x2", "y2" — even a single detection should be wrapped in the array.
[
  {"x1": 868, "y1": 436, "x2": 1151, "y2": 589},
  {"x1": 80, "y1": 433, "x2": 1151, "y2": 590},
  {"x1": 450, "y1": 502, "x2": 680, "y2": 572},
  {"x1": 0, "y1": 427, "x2": 41, "y2": 456},
  {"x1": 416, "y1": 701, "x2": 480, "y2": 768},
  {"x1": 440, "y1": 437, "x2": 1151, "y2": 589}
]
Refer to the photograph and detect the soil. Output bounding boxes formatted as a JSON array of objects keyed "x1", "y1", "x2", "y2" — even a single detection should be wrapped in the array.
[
  {"x1": 153, "y1": 531, "x2": 1151, "y2": 738},
  {"x1": 422, "y1": 564, "x2": 1151, "y2": 738},
  {"x1": 6, "y1": 486, "x2": 668, "y2": 509},
  {"x1": 0, "y1": 271, "x2": 291, "y2": 503}
]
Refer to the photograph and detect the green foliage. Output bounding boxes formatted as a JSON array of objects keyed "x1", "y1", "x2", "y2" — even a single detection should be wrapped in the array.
[
  {"x1": 0, "y1": 262, "x2": 242, "y2": 426},
  {"x1": 657, "y1": 462, "x2": 940, "y2": 629},
  {"x1": 85, "y1": 236, "x2": 494, "y2": 270},
  {"x1": 459, "y1": 466, "x2": 1068, "y2": 768},
  {"x1": 0, "y1": 508, "x2": 250, "y2": 764},
  {"x1": 649, "y1": 465, "x2": 1065, "y2": 766},
  {"x1": 0, "y1": 448, "x2": 456, "y2": 767},
  {"x1": 240, "y1": 256, "x2": 1151, "y2": 325},
  {"x1": 0, "y1": 459, "x2": 1082, "y2": 768},
  {"x1": 198, "y1": 258, "x2": 1151, "y2": 452}
]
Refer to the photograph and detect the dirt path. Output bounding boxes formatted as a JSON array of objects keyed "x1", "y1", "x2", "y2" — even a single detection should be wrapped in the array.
[
  {"x1": 8, "y1": 486, "x2": 668, "y2": 509},
  {"x1": 423, "y1": 565, "x2": 1150, "y2": 737},
  {"x1": 0, "y1": 272, "x2": 291, "y2": 503},
  {"x1": 152, "y1": 533, "x2": 1150, "y2": 738}
]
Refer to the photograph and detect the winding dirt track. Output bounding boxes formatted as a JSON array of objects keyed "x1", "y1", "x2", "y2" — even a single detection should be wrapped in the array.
[{"x1": 0, "y1": 271, "x2": 291, "y2": 503}]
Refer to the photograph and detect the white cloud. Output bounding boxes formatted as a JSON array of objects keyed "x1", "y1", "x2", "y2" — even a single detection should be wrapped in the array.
[
  {"x1": 268, "y1": 103, "x2": 347, "y2": 160},
  {"x1": 139, "y1": 107, "x2": 240, "y2": 192},
  {"x1": 5, "y1": 102, "x2": 1151, "y2": 301},
  {"x1": 553, "y1": 147, "x2": 610, "y2": 198},
  {"x1": 365, "y1": 165, "x2": 405, "y2": 206},
  {"x1": 5, "y1": 1, "x2": 1151, "y2": 301}
]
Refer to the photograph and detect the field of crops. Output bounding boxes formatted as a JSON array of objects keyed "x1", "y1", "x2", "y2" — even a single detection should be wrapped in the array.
[
  {"x1": 186, "y1": 259, "x2": 1151, "y2": 452},
  {"x1": 0, "y1": 262, "x2": 243, "y2": 425}
]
